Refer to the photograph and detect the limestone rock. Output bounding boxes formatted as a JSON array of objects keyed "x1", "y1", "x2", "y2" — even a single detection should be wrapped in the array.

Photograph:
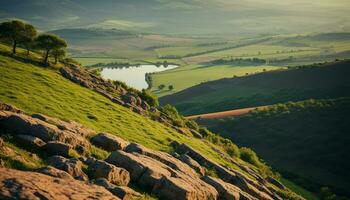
[
  {"x1": 106, "y1": 150, "x2": 218, "y2": 200},
  {"x1": 0, "y1": 168, "x2": 120, "y2": 200},
  {"x1": 179, "y1": 154, "x2": 206, "y2": 176},
  {"x1": 91, "y1": 133, "x2": 129, "y2": 151},
  {"x1": 125, "y1": 143, "x2": 198, "y2": 177},
  {"x1": 43, "y1": 141, "x2": 72, "y2": 157},
  {"x1": 16, "y1": 134, "x2": 46, "y2": 148},
  {"x1": 37, "y1": 166, "x2": 74, "y2": 180},
  {"x1": 86, "y1": 157, "x2": 130, "y2": 186},
  {"x1": 47, "y1": 156, "x2": 88, "y2": 181},
  {"x1": 95, "y1": 178, "x2": 141, "y2": 200},
  {"x1": 202, "y1": 176, "x2": 257, "y2": 200},
  {"x1": 0, "y1": 111, "x2": 91, "y2": 154}
]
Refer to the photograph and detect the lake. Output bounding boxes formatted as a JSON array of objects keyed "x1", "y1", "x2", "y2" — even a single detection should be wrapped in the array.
[{"x1": 101, "y1": 65, "x2": 178, "y2": 90}]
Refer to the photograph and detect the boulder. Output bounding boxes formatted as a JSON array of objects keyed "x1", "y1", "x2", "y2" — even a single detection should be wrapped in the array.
[
  {"x1": 0, "y1": 111, "x2": 91, "y2": 154},
  {"x1": 95, "y1": 178, "x2": 142, "y2": 200},
  {"x1": 153, "y1": 175, "x2": 218, "y2": 200},
  {"x1": 172, "y1": 142, "x2": 275, "y2": 200},
  {"x1": 0, "y1": 168, "x2": 120, "y2": 200},
  {"x1": 16, "y1": 134, "x2": 46, "y2": 148},
  {"x1": 0, "y1": 102, "x2": 22, "y2": 113},
  {"x1": 47, "y1": 156, "x2": 88, "y2": 181},
  {"x1": 86, "y1": 157, "x2": 130, "y2": 186},
  {"x1": 125, "y1": 143, "x2": 198, "y2": 177},
  {"x1": 121, "y1": 94, "x2": 137, "y2": 105},
  {"x1": 202, "y1": 176, "x2": 257, "y2": 200},
  {"x1": 43, "y1": 141, "x2": 72, "y2": 157},
  {"x1": 37, "y1": 166, "x2": 74, "y2": 180},
  {"x1": 267, "y1": 177, "x2": 286, "y2": 190},
  {"x1": 91, "y1": 133, "x2": 129, "y2": 152},
  {"x1": 179, "y1": 154, "x2": 206, "y2": 176},
  {"x1": 106, "y1": 150, "x2": 218, "y2": 200}
]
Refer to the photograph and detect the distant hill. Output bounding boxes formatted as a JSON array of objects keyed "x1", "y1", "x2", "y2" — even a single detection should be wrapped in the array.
[
  {"x1": 160, "y1": 60, "x2": 350, "y2": 115},
  {"x1": 198, "y1": 98, "x2": 350, "y2": 198},
  {"x1": 50, "y1": 28, "x2": 136, "y2": 39}
]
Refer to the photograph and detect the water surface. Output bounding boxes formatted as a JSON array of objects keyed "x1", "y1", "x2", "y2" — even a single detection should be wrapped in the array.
[{"x1": 101, "y1": 65, "x2": 177, "y2": 90}]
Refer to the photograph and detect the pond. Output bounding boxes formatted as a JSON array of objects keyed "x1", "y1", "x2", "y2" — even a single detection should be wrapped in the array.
[{"x1": 101, "y1": 65, "x2": 178, "y2": 90}]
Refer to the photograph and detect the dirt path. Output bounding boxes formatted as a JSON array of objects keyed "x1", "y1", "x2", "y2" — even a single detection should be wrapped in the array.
[{"x1": 185, "y1": 106, "x2": 268, "y2": 120}]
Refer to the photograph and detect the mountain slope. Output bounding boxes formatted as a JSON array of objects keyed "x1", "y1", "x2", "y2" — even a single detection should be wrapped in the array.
[
  {"x1": 160, "y1": 60, "x2": 350, "y2": 115},
  {"x1": 198, "y1": 98, "x2": 350, "y2": 198}
]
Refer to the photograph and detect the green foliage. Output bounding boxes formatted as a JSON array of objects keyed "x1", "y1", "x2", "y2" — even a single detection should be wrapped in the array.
[
  {"x1": 206, "y1": 167, "x2": 219, "y2": 178},
  {"x1": 185, "y1": 120, "x2": 199, "y2": 131},
  {"x1": 160, "y1": 104, "x2": 185, "y2": 127},
  {"x1": 240, "y1": 147, "x2": 262, "y2": 167},
  {"x1": 168, "y1": 85, "x2": 174, "y2": 90},
  {"x1": 35, "y1": 34, "x2": 67, "y2": 64},
  {"x1": 199, "y1": 127, "x2": 240, "y2": 158},
  {"x1": 0, "y1": 20, "x2": 36, "y2": 54},
  {"x1": 200, "y1": 98, "x2": 350, "y2": 197},
  {"x1": 50, "y1": 48, "x2": 66, "y2": 64},
  {"x1": 139, "y1": 89, "x2": 159, "y2": 107}
]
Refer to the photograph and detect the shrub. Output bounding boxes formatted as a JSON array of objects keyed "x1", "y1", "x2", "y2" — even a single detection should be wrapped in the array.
[
  {"x1": 139, "y1": 89, "x2": 159, "y2": 107},
  {"x1": 185, "y1": 120, "x2": 199, "y2": 131},
  {"x1": 240, "y1": 147, "x2": 261, "y2": 167}
]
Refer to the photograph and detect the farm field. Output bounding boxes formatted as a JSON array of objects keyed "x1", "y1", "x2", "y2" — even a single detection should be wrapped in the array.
[{"x1": 151, "y1": 64, "x2": 285, "y2": 96}]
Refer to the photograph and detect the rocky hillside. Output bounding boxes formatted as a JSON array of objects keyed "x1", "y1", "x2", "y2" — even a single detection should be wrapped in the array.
[
  {"x1": 0, "y1": 102, "x2": 294, "y2": 200},
  {"x1": 0, "y1": 45, "x2": 301, "y2": 199}
]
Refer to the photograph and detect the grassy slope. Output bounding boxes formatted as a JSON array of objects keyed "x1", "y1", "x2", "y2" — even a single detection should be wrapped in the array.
[
  {"x1": 160, "y1": 60, "x2": 350, "y2": 115},
  {"x1": 198, "y1": 98, "x2": 350, "y2": 197},
  {"x1": 0, "y1": 50, "x2": 250, "y2": 173},
  {"x1": 151, "y1": 64, "x2": 284, "y2": 97}
]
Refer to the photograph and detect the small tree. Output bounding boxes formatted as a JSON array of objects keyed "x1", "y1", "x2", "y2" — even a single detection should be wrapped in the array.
[
  {"x1": 168, "y1": 85, "x2": 174, "y2": 90},
  {"x1": 51, "y1": 49, "x2": 66, "y2": 64},
  {"x1": 0, "y1": 20, "x2": 26, "y2": 54},
  {"x1": 21, "y1": 24, "x2": 37, "y2": 56},
  {"x1": 36, "y1": 34, "x2": 67, "y2": 64},
  {"x1": 158, "y1": 84, "x2": 165, "y2": 90}
]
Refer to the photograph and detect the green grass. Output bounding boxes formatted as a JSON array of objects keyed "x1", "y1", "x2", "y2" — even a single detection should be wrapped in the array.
[
  {"x1": 151, "y1": 64, "x2": 284, "y2": 97},
  {"x1": 199, "y1": 98, "x2": 350, "y2": 198},
  {"x1": 281, "y1": 178, "x2": 319, "y2": 200},
  {"x1": 0, "y1": 49, "x2": 247, "y2": 173},
  {"x1": 160, "y1": 60, "x2": 350, "y2": 115}
]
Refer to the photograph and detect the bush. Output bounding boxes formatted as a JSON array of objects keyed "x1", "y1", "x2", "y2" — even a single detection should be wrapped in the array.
[
  {"x1": 160, "y1": 104, "x2": 185, "y2": 127},
  {"x1": 185, "y1": 120, "x2": 199, "y2": 131},
  {"x1": 240, "y1": 147, "x2": 262, "y2": 167},
  {"x1": 139, "y1": 89, "x2": 159, "y2": 107}
]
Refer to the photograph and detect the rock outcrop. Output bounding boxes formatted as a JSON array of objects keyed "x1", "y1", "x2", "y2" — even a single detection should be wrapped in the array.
[
  {"x1": 91, "y1": 133, "x2": 129, "y2": 151},
  {"x1": 95, "y1": 178, "x2": 141, "y2": 200},
  {"x1": 37, "y1": 166, "x2": 74, "y2": 180},
  {"x1": 172, "y1": 142, "x2": 277, "y2": 200},
  {"x1": 0, "y1": 102, "x2": 289, "y2": 200},
  {"x1": 85, "y1": 157, "x2": 130, "y2": 186},
  {"x1": 106, "y1": 150, "x2": 218, "y2": 200},
  {"x1": 0, "y1": 168, "x2": 120, "y2": 200},
  {"x1": 47, "y1": 156, "x2": 88, "y2": 181},
  {"x1": 0, "y1": 109, "x2": 92, "y2": 155}
]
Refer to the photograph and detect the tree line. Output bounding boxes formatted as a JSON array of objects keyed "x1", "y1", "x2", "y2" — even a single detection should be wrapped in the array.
[{"x1": 0, "y1": 20, "x2": 67, "y2": 65}]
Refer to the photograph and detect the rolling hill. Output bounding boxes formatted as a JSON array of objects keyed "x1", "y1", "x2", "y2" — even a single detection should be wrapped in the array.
[
  {"x1": 198, "y1": 98, "x2": 350, "y2": 198},
  {"x1": 160, "y1": 60, "x2": 350, "y2": 115},
  {"x1": 0, "y1": 43, "x2": 306, "y2": 199}
]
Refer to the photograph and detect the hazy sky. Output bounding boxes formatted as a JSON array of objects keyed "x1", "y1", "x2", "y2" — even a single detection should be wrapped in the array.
[{"x1": 0, "y1": 0, "x2": 349, "y2": 34}]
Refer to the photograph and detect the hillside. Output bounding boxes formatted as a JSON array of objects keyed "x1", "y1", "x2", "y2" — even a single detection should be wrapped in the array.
[
  {"x1": 198, "y1": 98, "x2": 350, "y2": 199},
  {"x1": 160, "y1": 60, "x2": 350, "y2": 115},
  {"x1": 0, "y1": 44, "x2": 304, "y2": 199}
]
